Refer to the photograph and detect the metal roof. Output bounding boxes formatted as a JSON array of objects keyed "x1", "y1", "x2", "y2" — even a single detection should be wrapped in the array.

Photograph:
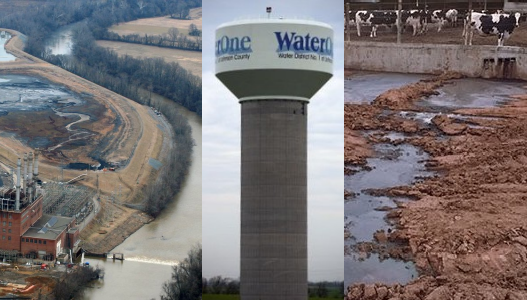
[{"x1": 22, "y1": 214, "x2": 74, "y2": 240}]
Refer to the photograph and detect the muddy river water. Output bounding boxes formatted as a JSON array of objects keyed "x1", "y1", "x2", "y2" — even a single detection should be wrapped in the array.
[
  {"x1": 344, "y1": 72, "x2": 526, "y2": 288},
  {"x1": 80, "y1": 98, "x2": 202, "y2": 300}
]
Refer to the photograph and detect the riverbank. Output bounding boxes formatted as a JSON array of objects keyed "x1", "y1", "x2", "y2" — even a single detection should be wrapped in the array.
[{"x1": 345, "y1": 73, "x2": 527, "y2": 299}]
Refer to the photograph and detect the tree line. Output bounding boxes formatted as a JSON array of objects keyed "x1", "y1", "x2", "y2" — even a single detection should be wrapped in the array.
[
  {"x1": 99, "y1": 29, "x2": 202, "y2": 51},
  {"x1": 202, "y1": 277, "x2": 344, "y2": 298}
]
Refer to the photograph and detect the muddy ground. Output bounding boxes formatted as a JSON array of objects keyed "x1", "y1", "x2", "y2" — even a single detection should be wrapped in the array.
[
  {"x1": 346, "y1": 22, "x2": 527, "y2": 47},
  {"x1": 345, "y1": 72, "x2": 527, "y2": 299}
]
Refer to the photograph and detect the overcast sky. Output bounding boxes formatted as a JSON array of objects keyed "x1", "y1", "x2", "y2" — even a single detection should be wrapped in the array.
[{"x1": 202, "y1": 0, "x2": 344, "y2": 282}]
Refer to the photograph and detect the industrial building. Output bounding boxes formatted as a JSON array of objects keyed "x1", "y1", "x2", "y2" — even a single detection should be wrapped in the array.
[{"x1": 0, "y1": 152, "x2": 78, "y2": 262}]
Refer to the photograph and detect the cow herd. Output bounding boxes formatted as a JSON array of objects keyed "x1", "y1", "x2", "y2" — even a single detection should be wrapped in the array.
[{"x1": 349, "y1": 8, "x2": 522, "y2": 46}]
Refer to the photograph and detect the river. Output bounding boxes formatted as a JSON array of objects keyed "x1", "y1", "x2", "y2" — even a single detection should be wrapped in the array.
[
  {"x1": 42, "y1": 28, "x2": 202, "y2": 299},
  {"x1": 0, "y1": 31, "x2": 16, "y2": 62},
  {"x1": 45, "y1": 23, "x2": 77, "y2": 55}
]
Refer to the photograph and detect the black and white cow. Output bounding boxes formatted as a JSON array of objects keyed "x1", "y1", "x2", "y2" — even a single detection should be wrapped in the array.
[
  {"x1": 428, "y1": 9, "x2": 459, "y2": 31},
  {"x1": 355, "y1": 10, "x2": 398, "y2": 37},
  {"x1": 464, "y1": 12, "x2": 521, "y2": 46},
  {"x1": 446, "y1": 9, "x2": 459, "y2": 27},
  {"x1": 404, "y1": 10, "x2": 426, "y2": 35}
]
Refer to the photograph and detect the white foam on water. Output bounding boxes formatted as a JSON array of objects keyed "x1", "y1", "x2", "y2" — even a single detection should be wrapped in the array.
[{"x1": 121, "y1": 256, "x2": 179, "y2": 266}]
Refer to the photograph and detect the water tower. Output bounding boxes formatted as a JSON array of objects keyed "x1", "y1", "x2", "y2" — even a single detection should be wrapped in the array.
[{"x1": 215, "y1": 14, "x2": 333, "y2": 300}]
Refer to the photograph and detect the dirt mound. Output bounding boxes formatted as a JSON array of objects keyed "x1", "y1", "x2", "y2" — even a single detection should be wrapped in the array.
[
  {"x1": 345, "y1": 74, "x2": 527, "y2": 299},
  {"x1": 373, "y1": 72, "x2": 463, "y2": 110}
]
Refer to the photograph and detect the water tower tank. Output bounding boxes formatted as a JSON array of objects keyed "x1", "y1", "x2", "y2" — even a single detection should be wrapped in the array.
[
  {"x1": 216, "y1": 17, "x2": 333, "y2": 300},
  {"x1": 216, "y1": 19, "x2": 333, "y2": 102}
]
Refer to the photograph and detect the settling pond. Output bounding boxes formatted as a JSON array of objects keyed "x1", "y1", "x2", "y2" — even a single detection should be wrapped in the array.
[
  {"x1": 344, "y1": 71, "x2": 526, "y2": 288},
  {"x1": 0, "y1": 74, "x2": 93, "y2": 151}
]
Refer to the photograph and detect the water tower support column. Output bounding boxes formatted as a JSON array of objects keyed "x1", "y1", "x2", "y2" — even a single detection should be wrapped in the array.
[{"x1": 241, "y1": 99, "x2": 307, "y2": 299}]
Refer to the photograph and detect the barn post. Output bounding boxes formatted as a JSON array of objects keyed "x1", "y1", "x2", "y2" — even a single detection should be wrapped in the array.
[
  {"x1": 345, "y1": 2, "x2": 350, "y2": 41},
  {"x1": 397, "y1": 0, "x2": 402, "y2": 44},
  {"x1": 465, "y1": 0, "x2": 473, "y2": 45}
]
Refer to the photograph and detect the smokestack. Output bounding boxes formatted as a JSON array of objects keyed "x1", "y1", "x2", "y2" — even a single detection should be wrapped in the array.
[
  {"x1": 28, "y1": 152, "x2": 33, "y2": 182},
  {"x1": 15, "y1": 158, "x2": 20, "y2": 211},
  {"x1": 23, "y1": 153, "x2": 28, "y2": 194},
  {"x1": 28, "y1": 152, "x2": 33, "y2": 202},
  {"x1": 33, "y1": 151, "x2": 39, "y2": 177}
]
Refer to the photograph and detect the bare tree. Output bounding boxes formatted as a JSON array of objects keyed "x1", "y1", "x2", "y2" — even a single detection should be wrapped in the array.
[
  {"x1": 137, "y1": 0, "x2": 147, "y2": 11},
  {"x1": 168, "y1": 27, "x2": 179, "y2": 41},
  {"x1": 161, "y1": 244, "x2": 202, "y2": 300}
]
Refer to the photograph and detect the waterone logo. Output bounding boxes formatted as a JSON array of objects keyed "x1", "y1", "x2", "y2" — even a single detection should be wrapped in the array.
[
  {"x1": 274, "y1": 32, "x2": 333, "y2": 57},
  {"x1": 215, "y1": 35, "x2": 252, "y2": 57}
]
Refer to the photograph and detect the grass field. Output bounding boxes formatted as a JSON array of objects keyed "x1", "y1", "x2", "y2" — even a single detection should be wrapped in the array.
[{"x1": 109, "y1": 7, "x2": 202, "y2": 36}]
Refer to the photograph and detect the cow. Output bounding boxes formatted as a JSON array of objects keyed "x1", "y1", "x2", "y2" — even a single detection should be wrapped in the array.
[
  {"x1": 423, "y1": 9, "x2": 458, "y2": 32},
  {"x1": 464, "y1": 12, "x2": 521, "y2": 46},
  {"x1": 404, "y1": 10, "x2": 426, "y2": 35},
  {"x1": 446, "y1": 9, "x2": 459, "y2": 27},
  {"x1": 355, "y1": 10, "x2": 398, "y2": 37}
]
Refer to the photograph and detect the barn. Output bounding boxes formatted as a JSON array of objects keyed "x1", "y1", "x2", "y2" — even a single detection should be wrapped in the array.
[{"x1": 347, "y1": 0, "x2": 518, "y2": 13}]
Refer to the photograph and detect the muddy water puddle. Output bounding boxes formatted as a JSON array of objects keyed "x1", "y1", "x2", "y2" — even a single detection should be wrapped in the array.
[
  {"x1": 345, "y1": 142, "x2": 432, "y2": 287},
  {"x1": 420, "y1": 78, "x2": 526, "y2": 109}
]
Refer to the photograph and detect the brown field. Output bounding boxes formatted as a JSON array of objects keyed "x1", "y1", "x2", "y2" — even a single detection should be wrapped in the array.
[
  {"x1": 109, "y1": 7, "x2": 202, "y2": 36},
  {"x1": 96, "y1": 40, "x2": 201, "y2": 77}
]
